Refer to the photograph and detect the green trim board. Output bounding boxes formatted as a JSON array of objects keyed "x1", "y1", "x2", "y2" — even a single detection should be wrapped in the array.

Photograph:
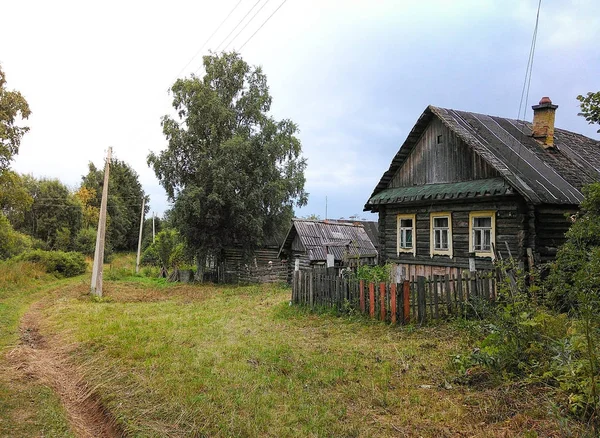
[{"x1": 367, "y1": 178, "x2": 513, "y2": 206}]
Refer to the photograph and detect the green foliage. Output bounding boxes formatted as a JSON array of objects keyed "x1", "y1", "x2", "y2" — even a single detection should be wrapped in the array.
[
  {"x1": 141, "y1": 229, "x2": 186, "y2": 271},
  {"x1": 0, "y1": 214, "x2": 32, "y2": 260},
  {"x1": 80, "y1": 159, "x2": 147, "y2": 252},
  {"x1": 354, "y1": 263, "x2": 391, "y2": 283},
  {"x1": 0, "y1": 171, "x2": 32, "y2": 221},
  {"x1": 148, "y1": 52, "x2": 307, "y2": 264},
  {"x1": 0, "y1": 65, "x2": 31, "y2": 173},
  {"x1": 74, "y1": 227, "x2": 97, "y2": 256},
  {"x1": 577, "y1": 91, "x2": 600, "y2": 133},
  {"x1": 547, "y1": 183, "x2": 600, "y2": 311},
  {"x1": 16, "y1": 250, "x2": 86, "y2": 277},
  {"x1": 10, "y1": 176, "x2": 83, "y2": 250}
]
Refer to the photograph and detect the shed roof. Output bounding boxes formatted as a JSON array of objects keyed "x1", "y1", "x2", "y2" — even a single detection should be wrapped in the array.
[
  {"x1": 279, "y1": 219, "x2": 378, "y2": 262},
  {"x1": 366, "y1": 105, "x2": 600, "y2": 209}
]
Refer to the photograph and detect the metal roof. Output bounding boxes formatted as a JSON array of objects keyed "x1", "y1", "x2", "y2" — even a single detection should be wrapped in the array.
[
  {"x1": 368, "y1": 178, "x2": 512, "y2": 205},
  {"x1": 279, "y1": 219, "x2": 378, "y2": 261},
  {"x1": 366, "y1": 105, "x2": 600, "y2": 208}
]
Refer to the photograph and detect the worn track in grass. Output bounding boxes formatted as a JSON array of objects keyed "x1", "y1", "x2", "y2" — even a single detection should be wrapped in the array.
[{"x1": 7, "y1": 301, "x2": 124, "y2": 438}]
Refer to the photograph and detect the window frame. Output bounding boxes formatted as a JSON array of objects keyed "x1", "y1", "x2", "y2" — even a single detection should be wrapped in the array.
[
  {"x1": 396, "y1": 214, "x2": 416, "y2": 256},
  {"x1": 469, "y1": 211, "x2": 496, "y2": 258},
  {"x1": 430, "y1": 212, "x2": 453, "y2": 258}
]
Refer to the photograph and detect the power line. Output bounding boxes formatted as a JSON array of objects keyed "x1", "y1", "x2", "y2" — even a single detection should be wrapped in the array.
[
  {"x1": 239, "y1": 0, "x2": 289, "y2": 51},
  {"x1": 224, "y1": 0, "x2": 272, "y2": 51},
  {"x1": 513, "y1": 0, "x2": 542, "y2": 174},
  {"x1": 212, "y1": 0, "x2": 264, "y2": 54},
  {"x1": 171, "y1": 0, "x2": 244, "y2": 83}
]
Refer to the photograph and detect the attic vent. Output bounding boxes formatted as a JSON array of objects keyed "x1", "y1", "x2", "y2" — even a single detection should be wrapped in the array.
[{"x1": 436, "y1": 134, "x2": 443, "y2": 144}]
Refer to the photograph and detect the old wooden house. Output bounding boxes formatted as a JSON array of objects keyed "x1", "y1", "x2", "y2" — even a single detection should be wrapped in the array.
[
  {"x1": 278, "y1": 219, "x2": 378, "y2": 278},
  {"x1": 364, "y1": 98, "x2": 600, "y2": 279}
]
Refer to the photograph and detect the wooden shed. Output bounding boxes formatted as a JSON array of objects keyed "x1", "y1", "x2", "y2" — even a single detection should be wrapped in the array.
[
  {"x1": 278, "y1": 219, "x2": 378, "y2": 280},
  {"x1": 364, "y1": 98, "x2": 600, "y2": 279}
]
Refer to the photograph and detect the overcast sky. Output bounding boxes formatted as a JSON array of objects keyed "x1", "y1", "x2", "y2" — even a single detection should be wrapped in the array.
[{"x1": 2, "y1": 0, "x2": 599, "y2": 220}]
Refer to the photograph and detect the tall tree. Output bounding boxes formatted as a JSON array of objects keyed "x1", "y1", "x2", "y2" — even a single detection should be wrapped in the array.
[
  {"x1": 148, "y1": 52, "x2": 307, "y2": 274},
  {"x1": 81, "y1": 159, "x2": 148, "y2": 251},
  {"x1": 0, "y1": 64, "x2": 31, "y2": 173},
  {"x1": 14, "y1": 176, "x2": 83, "y2": 249},
  {"x1": 577, "y1": 91, "x2": 600, "y2": 133}
]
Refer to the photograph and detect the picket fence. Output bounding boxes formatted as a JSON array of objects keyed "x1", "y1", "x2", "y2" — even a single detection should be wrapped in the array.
[{"x1": 291, "y1": 268, "x2": 497, "y2": 324}]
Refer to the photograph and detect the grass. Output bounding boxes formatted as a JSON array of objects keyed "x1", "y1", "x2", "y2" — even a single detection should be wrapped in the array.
[
  {"x1": 0, "y1": 260, "x2": 74, "y2": 437},
  {"x1": 0, "y1": 254, "x2": 585, "y2": 436},
  {"x1": 33, "y1": 278, "x2": 576, "y2": 437}
]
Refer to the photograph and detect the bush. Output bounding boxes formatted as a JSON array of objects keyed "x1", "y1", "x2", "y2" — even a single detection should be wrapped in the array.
[
  {"x1": 16, "y1": 250, "x2": 86, "y2": 277},
  {"x1": 75, "y1": 227, "x2": 97, "y2": 256},
  {"x1": 0, "y1": 214, "x2": 33, "y2": 260}
]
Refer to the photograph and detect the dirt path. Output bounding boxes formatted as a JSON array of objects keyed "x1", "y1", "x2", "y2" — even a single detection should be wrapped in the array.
[{"x1": 7, "y1": 302, "x2": 124, "y2": 438}]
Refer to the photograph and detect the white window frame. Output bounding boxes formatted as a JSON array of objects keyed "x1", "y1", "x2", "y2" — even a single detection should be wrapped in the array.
[
  {"x1": 430, "y1": 212, "x2": 453, "y2": 258},
  {"x1": 469, "y1": 211, "x2": 496, "y2": 258},
  {"x1": 397, "y1": 214, "x2": 416, "y2": 256}
]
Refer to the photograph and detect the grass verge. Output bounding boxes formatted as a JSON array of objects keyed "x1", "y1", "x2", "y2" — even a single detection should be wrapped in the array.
[{"x1": 34, "y1": 278, "x2": 580, "y2": 437}]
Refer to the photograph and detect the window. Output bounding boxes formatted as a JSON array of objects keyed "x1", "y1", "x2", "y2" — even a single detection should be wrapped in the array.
[
  {"x1": 469, "y1": 211, "x2": 496, "y2": 257},
  {"x1": 397, "y1": 214, "x2": 416, "y2": 256},
  {"x1": 437, "y1": 134, "x2": 443, "y2": 144},
  {"x1": 430, "y1": 212, "x2": 453, "y2": 258}
]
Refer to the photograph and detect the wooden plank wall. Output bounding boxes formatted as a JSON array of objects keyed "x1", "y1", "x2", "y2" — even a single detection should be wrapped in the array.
[
  {"x1": 535, "y1": 205, "x2": 576, "y2": 262},
  {"x1": 380, "y1": 199, "x2": 527, "y2": 268},
  {"x1": 291, "y1": 269, "x2": 497, "y2": 324},
  {"x1": 389, "y1": 118, "x2": 500, "y2": 188}
]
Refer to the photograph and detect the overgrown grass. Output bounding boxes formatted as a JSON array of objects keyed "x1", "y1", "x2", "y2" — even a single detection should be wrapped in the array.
[
  {"x1": 0, "y1": 260, "x2": 74, "y2": 437},
  {"x1": 36, "y1": 280, "x2": 579, "y2": 437}
]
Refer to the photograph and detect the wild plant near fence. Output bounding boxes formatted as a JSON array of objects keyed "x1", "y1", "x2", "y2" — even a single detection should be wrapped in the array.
[{"x1": 292, "y1": 268, "x2": 497, "y2": 324}]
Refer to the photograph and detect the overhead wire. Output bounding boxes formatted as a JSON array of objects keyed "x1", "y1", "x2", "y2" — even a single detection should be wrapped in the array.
[
  {"x1": 223, "y1": 0, "x2": 272, "y2": 52},
  {"x1": 238, "y1": 0, "x2": 289, "y2": 51},
  {"x1": 171, "y1": 0, "x2": 244, "y2": 83},
  {"x1": 513, "y1": 0, "x2": 542, "y2": 174},
  {"x1": 211, "y1": 0, "x2": 264, "y2": 55}
]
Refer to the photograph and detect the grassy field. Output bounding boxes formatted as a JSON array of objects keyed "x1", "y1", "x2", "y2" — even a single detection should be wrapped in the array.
[
  {"x1": 0, "y1": 261, "x2": 74, "y2": 437},
  {"x1": 1, "y1": 257, "x2": 586, "y2": 437}
]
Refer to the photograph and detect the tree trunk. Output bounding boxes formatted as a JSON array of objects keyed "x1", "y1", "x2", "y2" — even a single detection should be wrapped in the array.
[{"x1": 195, "y1": 252, "x2": 206, "y2": 283}]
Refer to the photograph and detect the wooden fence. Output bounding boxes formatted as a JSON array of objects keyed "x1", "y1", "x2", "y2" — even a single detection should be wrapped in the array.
[
  {"x1": 291, "y1": 268, "x2": 497, "y2": 324},
  {"x1": 205, "y1": 262, "x2": 287, "y2": 284}
]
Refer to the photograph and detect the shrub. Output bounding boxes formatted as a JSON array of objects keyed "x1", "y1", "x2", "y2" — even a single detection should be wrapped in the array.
[
  {"x1": 16, "y1": 250, "x2": 86, "y2": 277},
  {"x1": 75, "y1": 227, "x2": 97, "y2": 256},
  {"x1": 0, "y1": 214, "x2": 32, "y2": 260}
]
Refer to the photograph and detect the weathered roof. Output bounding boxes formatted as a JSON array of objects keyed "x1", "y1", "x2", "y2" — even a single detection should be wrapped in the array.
[
  {"x1": 279, "y1": 219, "x2": 378, "y2": 261},
  {"x1": 366, "y1": 105, "x2": 600, "y2": 208},
  {"x1": 368, "y1": 178, "x2": 513, "y2": 205}
]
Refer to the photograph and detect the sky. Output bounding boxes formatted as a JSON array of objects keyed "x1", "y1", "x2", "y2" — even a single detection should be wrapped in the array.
[{"x1": 2, "y1": 0, "x2": 599, "y2": 221}]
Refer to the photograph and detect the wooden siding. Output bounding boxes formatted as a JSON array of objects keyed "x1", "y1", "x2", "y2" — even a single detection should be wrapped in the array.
[
  {"x1": 535, "y1": 205, "x2": 576, "y2": 262},
  {"x1": 389, "y1": 118, "x2": 500, "y2": 188},
  {"x1": 379, "y1": 197, "x2": 528, "y2": 271}
]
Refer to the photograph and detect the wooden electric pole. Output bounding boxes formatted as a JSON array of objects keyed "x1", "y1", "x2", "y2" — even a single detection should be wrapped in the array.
[
  {"x1": 91, "y1": 147, "x2": 112, "y2": 297},
  {"x1": 135, "y1": 197, "x2": 146, "y2": 274}
]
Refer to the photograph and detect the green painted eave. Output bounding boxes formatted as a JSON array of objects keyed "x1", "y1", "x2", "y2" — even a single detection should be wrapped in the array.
[{"x1": 366, "y1": 178, "x2": 514, "y2": 207}]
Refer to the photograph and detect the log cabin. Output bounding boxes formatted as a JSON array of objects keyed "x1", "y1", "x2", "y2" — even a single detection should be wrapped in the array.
[{"x1": 364, "y1": 98, "x2": 600, "y2": 279}]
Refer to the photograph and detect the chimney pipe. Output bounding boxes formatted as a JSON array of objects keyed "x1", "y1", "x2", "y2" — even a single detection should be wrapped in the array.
[{"x1": 531, "y1": 96, "x2": 558, "y2": 149}]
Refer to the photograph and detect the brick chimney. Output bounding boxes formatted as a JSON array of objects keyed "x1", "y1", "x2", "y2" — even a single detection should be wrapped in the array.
[{"x1": 531, "y1": 96, "x2": 558, "y2": 148}]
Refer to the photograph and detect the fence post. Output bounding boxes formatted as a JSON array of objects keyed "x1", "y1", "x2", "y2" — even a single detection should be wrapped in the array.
[
  {"x1": 369, "y1": 282, "x2": 375, "y2": 319},
  {"x1": 445, "y1": 274, "x2": 452, "y2": 316},
  {"x1": 309, "y1": 270, "x2": 314, "y2": 308},
  {"x1": 417, "y1": 276, "x2": 426, "y2": 325},
  {"x1": 390, "y1": 283, "x2": 397, "y2": 324},
  {"x1": 379, "y1": 282, "x2": 386, "y2": 321},
  {"x1": 403, "y1": 280, "x2": 410, "y2": 324},
  {"x1": 359, "y1": 280, "x2": 365, "y2": 313},
  {"x1": 433, "y1": 275, "x2": 439, "y2": 319}
]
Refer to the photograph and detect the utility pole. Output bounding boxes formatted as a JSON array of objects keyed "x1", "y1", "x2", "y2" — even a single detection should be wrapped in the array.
[
  {"x1": 135, "y1": 197, "x2": 146, "y2": 274},
  {"x1": 91, "y1": 147, "x2": 112, "y2": 297},
  {"x1": 152, "y1": 212, "x2": 156, "y2": 242}
]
